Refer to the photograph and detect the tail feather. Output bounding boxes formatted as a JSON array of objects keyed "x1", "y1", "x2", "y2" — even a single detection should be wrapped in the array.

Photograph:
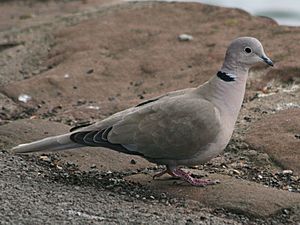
[{"x1": 12, "y1": 133, "x2": 82, "y2": 153}]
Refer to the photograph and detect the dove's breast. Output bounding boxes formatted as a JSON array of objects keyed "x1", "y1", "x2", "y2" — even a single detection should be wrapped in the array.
[{"x1": 145, "y1": 107, "x2": 231, "y2": 167}]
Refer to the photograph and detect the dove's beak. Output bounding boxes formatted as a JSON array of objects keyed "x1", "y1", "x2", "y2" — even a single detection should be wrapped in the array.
[{"x1": 261, "y1": 55, "x2": 274, "y2": 67}]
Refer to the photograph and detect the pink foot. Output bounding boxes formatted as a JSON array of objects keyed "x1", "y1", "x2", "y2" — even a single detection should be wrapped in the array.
[{"x1": 156, "y1": 166, "x2": 219, "y2": 187}]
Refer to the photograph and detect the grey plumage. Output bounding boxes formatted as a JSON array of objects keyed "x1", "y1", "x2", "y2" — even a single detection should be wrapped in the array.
[{"x1": 12, "y1": 37, "x2": 273, "y2": 185}]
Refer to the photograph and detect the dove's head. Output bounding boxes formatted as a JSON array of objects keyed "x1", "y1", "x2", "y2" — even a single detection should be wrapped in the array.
[{"x1": 224, "y1": 37, "x2": 273, "y2": 69}]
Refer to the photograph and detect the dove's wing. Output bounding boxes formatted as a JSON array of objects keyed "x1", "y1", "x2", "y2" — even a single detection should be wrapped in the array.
[{"x1": 71, "y1": 93, "x2": 221, "y2": 161}]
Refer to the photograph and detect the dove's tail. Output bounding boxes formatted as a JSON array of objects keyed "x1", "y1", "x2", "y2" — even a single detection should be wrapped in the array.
[{"x1": 12, "y1": 133, "x2": 81, "y2": 153}]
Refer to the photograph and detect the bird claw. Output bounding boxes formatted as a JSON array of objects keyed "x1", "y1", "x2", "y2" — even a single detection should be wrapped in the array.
[
  {"x1": 153, "y1": 166, "x2": 221, "y2": 187},
  {"x1": 191, "y1": 178, "x2": 220, "y2": 187},
  {"x1": 153, "y1": 168, "x2": 174, "y2": 180},
  {"x1": 169, "y1": 167, "x2": 220, "y2": 187}
]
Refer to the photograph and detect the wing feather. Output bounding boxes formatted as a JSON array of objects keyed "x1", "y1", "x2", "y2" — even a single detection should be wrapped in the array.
[
  {"x1": 68, "y1": 87, "x2": 220, "y2": 161},
  {"x1": 108, "y1": 95, "x2": 221, "y2": 160}
]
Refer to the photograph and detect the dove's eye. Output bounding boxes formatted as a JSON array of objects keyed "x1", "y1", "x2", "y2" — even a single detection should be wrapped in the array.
[{"x1": 244, "y1": 47, "x2": 252, "y2": 54}]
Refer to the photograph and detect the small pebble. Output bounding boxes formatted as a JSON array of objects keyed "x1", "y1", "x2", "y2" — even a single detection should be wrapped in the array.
[
  {"x1": 243, "y1": 116, "x2": 251, "y2": 122},
  {"x1": 160, "y1": 193, "x2": 167, "y2": 199},
  {"x1": 86, "y1": 69, "x2": 94, "y2": 74},
  {"x1": 247, "y1": 150, "x2": 258, "y2": 156},
  {"x1": 178, "y1": 34, "x2": 193, "y2": 41},
  {"x1": 282, "y1": 209, "x2": 289, "y2": 215},
  {"x1": 108, "y1": 96, "x2": 116, "y2": 101},
  {"x1": 18, "y1": 94, "x2": 32, "y2": 103},
  {"x1": 186, "y1": 218, "x2": 193, "y2": 225},
  {"x1": 56, "y1": 165, "x2": 63, "y2": 170},
  {"x1": 229, "y1": 169, "x2": 240, "y2": 175},
  {"x1": 90, "y1": 164, "x2": 97, "y2": 169},
  {"x1": 282, "y1": 170, "x2": 293, "y2": 175},
  {"x1": 39, "y1": 155, "x2": 51, "y2": 162},
  {"x1": 130, "y1": 159, "x2": 136, "y2": 164},
  {"x1": 86, "y1": 106, "x2": 100, "y2": 110},
  {"x1": 200, "y1": 216, "x2": 206, "y2": 221}
]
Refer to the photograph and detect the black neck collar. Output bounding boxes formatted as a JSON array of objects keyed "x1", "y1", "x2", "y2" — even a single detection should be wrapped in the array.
[{"x1": 217, "y1": 71, "x2": 236, "y2": 82}]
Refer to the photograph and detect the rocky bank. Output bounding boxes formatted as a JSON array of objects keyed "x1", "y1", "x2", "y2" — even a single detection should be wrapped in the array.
[{"x1": 0, "y1": 1, "x2": 299, "y2": 224}]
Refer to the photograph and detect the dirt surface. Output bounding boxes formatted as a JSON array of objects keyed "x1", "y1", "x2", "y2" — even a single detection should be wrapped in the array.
[
  {"x1": 1, "y1": 151, "x2": 243, "y2": 225},
  {"x1": 246, "y1": 109, "x2": 300, "y2": 174},
  {"x1": 0, "y1": 0, "x2": 300, "y2": 224}
]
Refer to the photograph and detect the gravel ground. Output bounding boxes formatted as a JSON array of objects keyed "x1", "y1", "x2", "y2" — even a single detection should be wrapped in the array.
[
  {"x1": 1, "y1": 150, "x2": 245, "y2": 225},
  {"x1": 0, "y1": 150, "x2": 295, "y2": 225}
]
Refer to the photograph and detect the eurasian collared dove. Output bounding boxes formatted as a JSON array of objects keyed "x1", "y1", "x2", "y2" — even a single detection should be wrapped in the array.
[{"x1": 12, "y1": 37, "x2": 273, "y2": 186}]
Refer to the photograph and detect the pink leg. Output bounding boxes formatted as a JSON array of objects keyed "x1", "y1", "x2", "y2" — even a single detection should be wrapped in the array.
[
  {"x1": 156, "y1": 166, "x2": 219, "y2": 186},
  {"x1": 153, "y1": 167, "x2": 177, "y2": 180}
]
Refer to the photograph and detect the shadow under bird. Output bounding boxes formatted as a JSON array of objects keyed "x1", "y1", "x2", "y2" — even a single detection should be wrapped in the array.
[{"x1": 12, "y1": 37, "x2": 274, "y2": 186}]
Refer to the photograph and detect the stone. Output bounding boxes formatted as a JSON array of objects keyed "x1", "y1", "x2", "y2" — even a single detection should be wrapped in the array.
[
  {"x1": 282, "y1": 170, "x2": 293, "y2": 175},
  {"x1": 126, "y1": 172, "x2": 300, "y2": 218},
  {"x1": 246, "y1": 109, "x2": 300, "y2": 174},
  {"x1": 178, "y1": 34, "x2": 193, "y2": 41}
]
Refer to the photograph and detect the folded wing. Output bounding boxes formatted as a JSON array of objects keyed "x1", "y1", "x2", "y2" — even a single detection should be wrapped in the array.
[{"x1": 70, "y1": 93, "x2": 221, "y2": 161}]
